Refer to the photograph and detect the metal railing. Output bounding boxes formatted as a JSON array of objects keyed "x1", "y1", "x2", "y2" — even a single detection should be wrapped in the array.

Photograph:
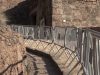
[
  {"x1": 78, "y1": 29, "x2": 100, "y2": 75},
  {"x1": 9, "y1": 25, "x2": 100, "y2": 75},
  {"x1": 10, "y1": 25, "x2": 77, "y2": 51}
]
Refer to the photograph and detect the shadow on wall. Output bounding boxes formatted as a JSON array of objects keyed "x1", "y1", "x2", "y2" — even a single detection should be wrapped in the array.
[
  {"x1": 4, "y1": 0, "x2": 31, "y2": 25},
  {"x1": 4, "y1": 0, "x2": 53, "y2": 26}
]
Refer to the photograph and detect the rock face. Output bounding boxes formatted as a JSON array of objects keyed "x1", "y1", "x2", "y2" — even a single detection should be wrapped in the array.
[
  {"x1": 0, "y1": 0, "x2": 24, "y2": 12},
  {"x1": 0, "y1": 14, "x2": 26, "y2": 75},
  {"x1": 0, "y1": 25, "x2": 26, "y2": 75}
]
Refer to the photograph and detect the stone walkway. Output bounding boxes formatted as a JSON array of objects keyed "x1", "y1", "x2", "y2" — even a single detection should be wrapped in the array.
[{"x1": 25, "y1": 49, "x2": 63, "y2": 75}]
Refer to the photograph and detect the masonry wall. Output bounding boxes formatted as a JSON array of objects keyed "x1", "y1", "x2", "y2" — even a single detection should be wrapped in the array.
[
  {"x1": 2, "y1": 0, "x2": 100, "y2": 27},
  {"x1": 52, "y1": 0, "x2": 100, "y2": 27}
]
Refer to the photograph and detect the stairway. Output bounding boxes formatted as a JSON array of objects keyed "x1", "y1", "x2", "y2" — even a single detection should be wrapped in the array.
[
  {"x1": 24, "y1": 49, "x2": 63, "y2": 75},
  {"x1": 25, "y1": 39, "x2": 83, "y2": 75}
]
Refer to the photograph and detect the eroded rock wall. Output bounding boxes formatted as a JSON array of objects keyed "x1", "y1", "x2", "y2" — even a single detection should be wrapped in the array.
[
  {"x1": 0, "y1": 13, "x2": 26, "y2": 75},
  {"x1": 0, "y1": 0, "x2": 25, "y2": 12},
  {"x1": 0, "y1": 26, "x2": 26, "y2": 75}
]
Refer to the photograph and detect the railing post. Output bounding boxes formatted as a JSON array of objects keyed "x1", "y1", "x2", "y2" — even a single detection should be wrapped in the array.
[
  {"x1": 64, "y1": 27, "x2": 67, "y2": 48},
  {"x1": 77, "y1": 28, "x2": 83, "y2": 62}
]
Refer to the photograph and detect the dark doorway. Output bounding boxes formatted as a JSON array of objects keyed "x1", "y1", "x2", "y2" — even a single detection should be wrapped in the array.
[
  {"x1": 30, "y1": 13, "x2": 37, "y2": 25},
  {"x1": 4, "y1": 0, "x2": 30, "y2": 25}
]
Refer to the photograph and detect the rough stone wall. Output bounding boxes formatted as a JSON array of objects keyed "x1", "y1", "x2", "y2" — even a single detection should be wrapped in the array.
[
  {"x1": 0, "y1": 13, "x2": 26, "y2": 75},
  {"x1": 0, "y1": 25, "x2": 26, "y2": 75},
  {"x1": 0, "y1": 0, "x2": 24, "y2": 12},
  {"x1": 52, "y1": 0, "x2": 100, "y2": 27}
]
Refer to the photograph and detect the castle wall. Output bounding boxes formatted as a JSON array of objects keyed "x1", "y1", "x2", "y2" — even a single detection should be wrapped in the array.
[{"x1": 52, "y1": 0, "x2": 100, "y2": 27}]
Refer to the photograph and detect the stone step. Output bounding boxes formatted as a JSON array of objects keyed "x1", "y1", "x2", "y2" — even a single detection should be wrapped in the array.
[
  {"x1": 58, "y1": 64, "x2": 66, "y2": 69},
  {"x1": 28, "y1": 70, "x2": 48, "y2": 75},
  {"x1": 39, "y1": 74, "x2": 49, "y2": 75},
  {"x1": 35, "y1": 61, "x2": 45, "y2": 64},
  {"x1": 65, "y1": 56, "x2": 77, "y2": 67},
  {"x1": 37, "y1": 69, "x2": 48, "y2": 74},
  {"x1": 50, "y1": 49, "x2": 64, "y2": 57},
  {"x1": 36, "y1": 64, "x2": 46, "y2": 68},
  {"x1": 44, "y1": 43, "x2": 55, "y2": 52},
  {"x1": 49, "y1": 46, "x2": 62, "y2": 55},
  {"x1": 63, "y1": 64, "x2": 83, "y2": 75},
  {"x1": 52, "y1": 54, "x2": 68, "y2": 68},
  {"x1": 76, "y1": 67, "x2": 83, "y2": 75},
  {"x1": 37, "y1": 43, "x2": 49, "y2": 51},
  {"x1": 53, "y1": 58, "x2": 65, "y2": 64},
  {"x1": 63, "y1": 62, "x2": 82, "y2": 75},
  {"x1": 39, "y1": 73, "x2": 49, "y2": 75},
  {"x1": 34, "y1": 57, "x2": 43, "y2": 60}
]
